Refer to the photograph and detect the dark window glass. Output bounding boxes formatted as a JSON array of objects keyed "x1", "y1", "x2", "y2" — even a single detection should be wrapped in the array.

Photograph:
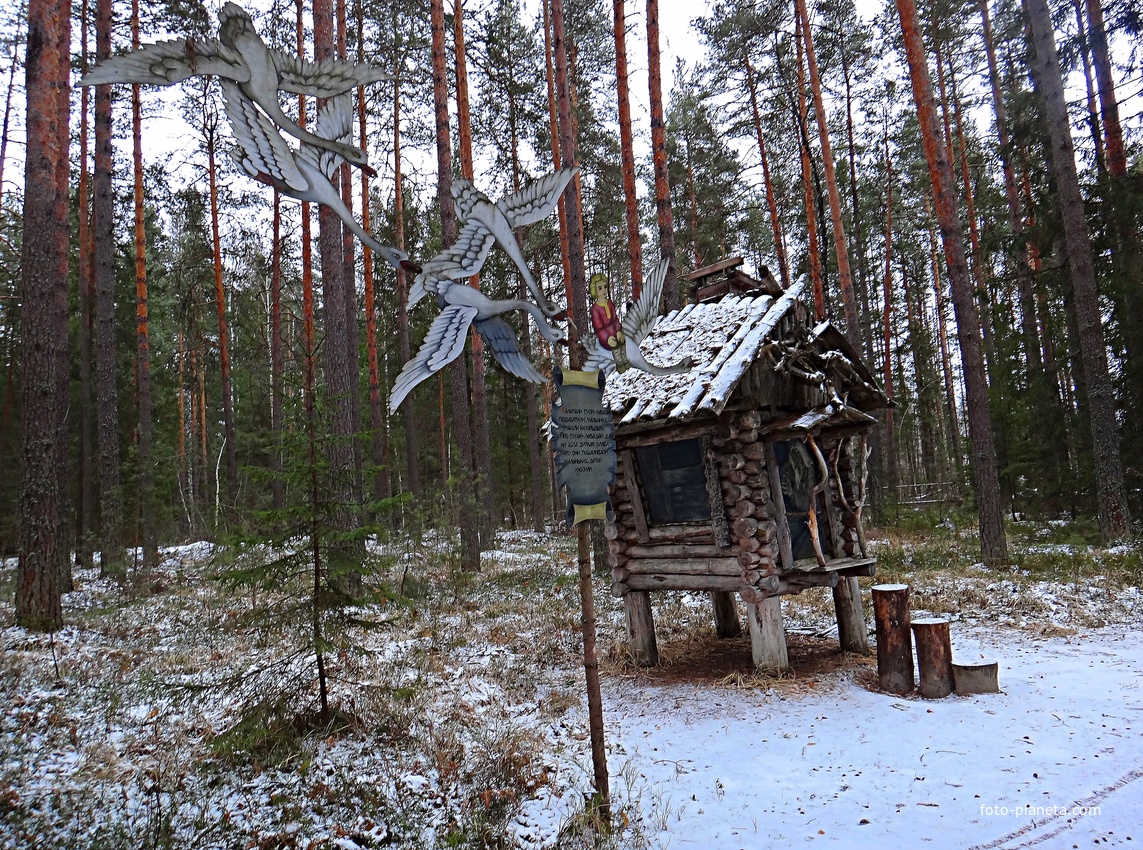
[
  {"x1": 773, "y1": 439, "x2": 830, "y2": 560},
  {"x1": 635, "y1": 438, "x2": 712, "y2": 525}
]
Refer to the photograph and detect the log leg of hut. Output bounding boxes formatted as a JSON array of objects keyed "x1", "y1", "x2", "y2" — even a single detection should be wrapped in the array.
[
  {"x1": 625, "y1": 591, "x2": 659, "y2": 666},
  {"x1": 832, "y1": 576, "x2": 870, "y2": 654},
  {"x1": 710, "y1": 591, "x2": 742, "y2": 638},
  {"x1": 746, "y1": 597, "x2": 789, "y2": 672},
  {"x1": 912, "y1": 618, "x2": 953, "y2": 698},
  {"x1": 872, "y1": 583, "x2": 914, "y2": 694}
]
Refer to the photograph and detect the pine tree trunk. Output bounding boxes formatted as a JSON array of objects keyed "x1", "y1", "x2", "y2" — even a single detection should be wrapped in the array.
[
  {"x1": 881, "y1": 132, "x2": 899, "y2": 497},
  {"x1": 390, "y1": 20, "x2": 420, "y2": 499},
  {"x1": 430, "y1": 0, "x2": 480, "y2": 571},
  {"x1": 1072, "y1": 0, "x2": 1106, "y2": 173},
  {"x1": 205, "y1": 120, "x2": 238, "y2": 521},
  {"x1": 454, "y1": 0, "x2": 494, "y2": 543},
  {"x1": 315, "y1": 0, "x2": 365, "y2": 585},
  {"x1": 76, "y1": 0, "x2": 95, "y2": 570},
  {"x1": 896, "y1": 0, "x2": 1008, "y2": 564},
  {"x1": 131, "y1": 0, "x2": 156, "y2": 570},
  {"x1": 94, "y1": 0, "x2": 124, "y2": 575},
  {"x1": 1024, "y1": 0, "x2": 1131, "y2": 539},
  {"x1": 840, "y1": 43, "x2": 871, "y2": 353},
  {"x1": 787, "y1": 23, "x2": 824, "y2": 319},
  {"x1": 745, "y1": 55, "x2": 789, "y2": 290},
  {"x1": 612, "y1": 0, "x2": 644, "y2": 298},
  {"x1": 16, "y1": 0, "x2": 70, "y2": 630},
  {"x1": 796, "y1": 0, "x2": 859, "y2": 347},
  {"x1": 357, "y1": 0, "x2": 388, "y2": 506},
  {"x1": 647, "y1": 0, "x2": 678, "y2": 310},
  {"x1": 270, "y1": 191, "x2": 285, "y2": 512}
]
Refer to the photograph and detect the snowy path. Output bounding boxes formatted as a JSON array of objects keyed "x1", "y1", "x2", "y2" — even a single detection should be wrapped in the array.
[{"x1": 531, "y1": 625, "x2": 1143, "y2": 847}]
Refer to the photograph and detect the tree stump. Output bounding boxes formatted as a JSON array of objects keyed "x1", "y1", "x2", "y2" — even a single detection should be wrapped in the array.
[
  {"x1": 832, "y1": 576, "x2": 870, "y2": 654},
  {"x1": 952, "y1": 661, "x2": 999, "y2": 694},
  {"x1": 747, "y1": 596, "x2": 788, "y2": 672},
  {"x1": 872, "y1": 584, "x2": 913, "y2": 695},
  {"x1": 911, "y1": 618, "x2": 953, "y2": 698},
  {"x1": 710, "y1": 591, "x2": 742, "y2": 638},
  {"x1": 625, "y1": 591, "x2": 658, "y2": 666}
]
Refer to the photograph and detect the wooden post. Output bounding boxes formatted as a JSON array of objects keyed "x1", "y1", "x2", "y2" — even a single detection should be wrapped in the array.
[
  {"x1": 625, "y1": 590, "x2": 659, "y2": 666},
  {"x1": 763, "y1": 442, "x2": 794, "y2": 570},
  {"x1": 747, "y1": 597, "x2": 788, "y2": 672},
  {"x1": 911, "y1": 617, "x2": 953, "y2": 698},
  {"x1": 832, "y1": 576, "x2": 871, "y2": 654},
  {"x1": 711, "y1": 591, "x2": 742, "y2": 637},
  {"x1": 872, "y1": 583, "x2": 913, "y2": 694}
]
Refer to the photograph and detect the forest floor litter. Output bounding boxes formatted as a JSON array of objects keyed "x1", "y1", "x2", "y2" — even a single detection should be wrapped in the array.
[{"x1": 2, "y1": 520, "x2": 1141, "y2": 848}]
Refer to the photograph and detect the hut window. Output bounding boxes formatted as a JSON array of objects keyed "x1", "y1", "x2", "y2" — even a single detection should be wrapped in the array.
[
  {"x1": 635, "y1": 438, "x2": 712, "y2": 525},
  {"x1": 774, "y1": 439, "x2": 830, "y2": 560}
]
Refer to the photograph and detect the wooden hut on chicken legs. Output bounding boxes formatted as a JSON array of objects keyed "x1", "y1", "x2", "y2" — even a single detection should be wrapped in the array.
[{"x1": 604, "y1": 259, "x2": 889, "y2": 671}]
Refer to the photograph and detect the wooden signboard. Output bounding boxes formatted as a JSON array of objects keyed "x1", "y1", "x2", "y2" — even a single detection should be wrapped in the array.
[{"x1": 550, "y1": 368, "x2": 616, "y2": 527}]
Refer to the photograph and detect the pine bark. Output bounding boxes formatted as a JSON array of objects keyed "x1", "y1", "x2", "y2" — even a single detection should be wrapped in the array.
[
  {"x1": 316, "y1": 0, "x2": 365, "y2": 582},
  {"x1": 131, "y1": 0, "x2": 156, "y2": 570},
  {"x1": 270, "y1": 191, "x2": 285, "y2": 512},
  {"x1": 789, "y1": 22, "x2": 824, "y2": 319},
  {"x1": 76, "y1": 0, "x2": 95, "y2": 570},
  {"x1": 745, "y1": 55, "x2": 789, "y2": 290},
  {"x1": 897, "y1": 0, "x2": 1008, "y2": 563},
  {"x1": 882, "y1": 132, "x2": 898, "y2": 496},
  {"x1": 454, "y1": 0, "x2": 494, "y2": 543},
  {"x1": 795, "y1": 0, "x2": 860, "y2": 347},
  {"x1": 613, "y1": 0, "x2": 644, "y2": 297},
  {"x1": 430, "y1": 0, "x2": 480, "y2": 570},
  {"x1": 205, "y1": 118, "x2": 238, "y2": 518},
  {"x1": 647, "y1": 0, "x2": 678, "y2": 310},
  {"x1": 390, "y1": 16, "x2": 420, "y2": 499},
  {"x1": 1024, "y1": 0, "x2": 1130, "y2": 539},
  {"x1": 94, "y1": 0, "x2": 124, "y2": 574},
  {"x1": 16, "y1": 0, "x2": 70, "y2": 630}
]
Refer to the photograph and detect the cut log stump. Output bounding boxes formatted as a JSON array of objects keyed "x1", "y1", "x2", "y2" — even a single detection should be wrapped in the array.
[
  {"x1": 952, "y1": 661, "x2": 999, "y2": 695},
  {"x1": 711, "y1": 591, "x2": 742, "y2": 638},
  {"x1": 746, "y1": 596, "x2": 788, "y2": 672},
  {"x1": 911, "y1": 618, "x2": 953, "y2": 699},
  {"x1": 625, "y1": 591, "x2": 659, "y2": 667},
  {"x1": 872, "y1": 584, "x2": 914, "y2": 695}
]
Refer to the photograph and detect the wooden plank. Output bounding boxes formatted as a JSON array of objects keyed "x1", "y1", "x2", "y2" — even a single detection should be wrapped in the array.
[
  {"x1": 624, "y1": 574, "x2": 742, "y2": 592},
  {"x1": 626, "y1": 543, "x2": 730, "y2": 559},
  {"x1": 788, "y1": 556, "x2": 876, "y2": 574},
  {"x1": 615, "y1": 419, "x2": 718, "y2": 447},
  {"x1": 646, "y1": 523, "x2": 715, "y2": 542},
  {"x1": 764, "y1": 442, "x2": 794, "y2": 571},
  {"x1": 683, "y1": 255, "x2": 744, "y2": 282},
  {"x1": 625, "y1": 557, "x2": 742, "y2": 577},
  {"x1": 620, "y1": 450, "x2": 650, "y2": 544}
]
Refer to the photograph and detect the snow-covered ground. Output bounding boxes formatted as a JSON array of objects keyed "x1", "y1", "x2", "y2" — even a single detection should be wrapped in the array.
[
  {"x1": 518, "y1": 625, "x2": 1140, "y2": 848},
  {"x1": 2, "y1": 529, "x2": 1141, "y2": 848}
]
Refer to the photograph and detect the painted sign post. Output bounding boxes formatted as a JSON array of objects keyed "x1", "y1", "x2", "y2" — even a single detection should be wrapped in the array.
[{"x1": 550, "y1": 368, "x2": 616, "y2": 527}]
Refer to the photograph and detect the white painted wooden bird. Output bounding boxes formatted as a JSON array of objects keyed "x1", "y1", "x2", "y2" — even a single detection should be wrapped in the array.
[
  {"x1": 406, "y1": 170, "x2": 578, "y2": 317},
  {"x1": 582, "y1": 258, "x2": 694, "y2": 375},
  {"x1": 222, "y1": 80, "x2": 411, "y2": 271},
  {"x1": 79, "y1": 2, "x2": 387, "y2": 169},
  {"x1": 388, "y1": 268, "x2": 564, "y2": 413}
]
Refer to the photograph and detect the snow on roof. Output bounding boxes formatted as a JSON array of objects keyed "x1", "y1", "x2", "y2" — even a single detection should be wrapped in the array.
[{"x1": 603, "y1": 280, "x2": 807, "y2": 425}]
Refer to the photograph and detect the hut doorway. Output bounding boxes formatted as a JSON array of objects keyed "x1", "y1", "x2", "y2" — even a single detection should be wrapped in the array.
[{"x1": 772, "y1": 439, "x2": 831, "y2": 561}]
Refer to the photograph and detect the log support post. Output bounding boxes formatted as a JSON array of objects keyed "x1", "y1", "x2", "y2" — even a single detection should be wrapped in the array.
[
  {"x1": 625, "y1": 590, "x2": 659, "y2": 666},
  {"x1": 710, "y1": 590, "x2": 742, "y2": 638},
  {"x1": 746, "y1": 596, "x2": 788, "y2": 672},
  {"x1": 832, "y1": 576, "x2": 870, "y2": 654},
  {"x1": 873, "y1": 583, "x2": 914, "y2": 694},
  {"x1": 912, "y1": 617, "x2": 953, "y2": 698}
]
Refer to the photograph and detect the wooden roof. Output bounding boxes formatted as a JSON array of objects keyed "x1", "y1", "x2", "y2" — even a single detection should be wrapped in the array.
[{"x1": 602, "y1": 279, "x2": 888, "y2": 426}]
